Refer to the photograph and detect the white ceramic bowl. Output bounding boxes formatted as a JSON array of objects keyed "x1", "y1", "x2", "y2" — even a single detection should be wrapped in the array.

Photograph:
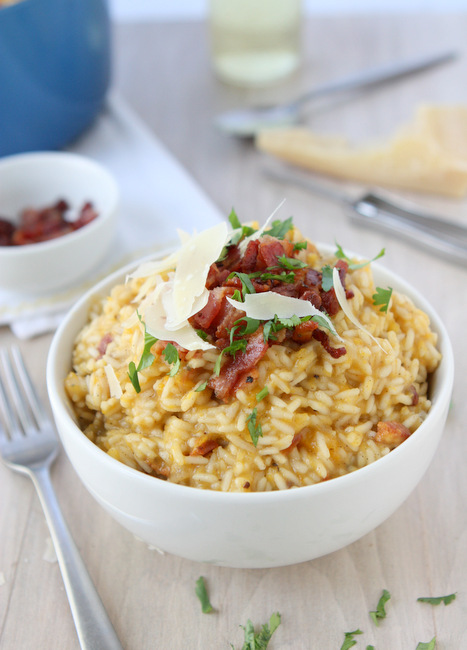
[
  {"x1": 46, "y1": 248, "x2": 454, "y2": 568},
  {"x1": 0, "y1": 152, "x2": 118, "y2": 294}
]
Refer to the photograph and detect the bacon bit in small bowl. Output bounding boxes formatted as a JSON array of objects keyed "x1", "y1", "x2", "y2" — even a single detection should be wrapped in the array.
[{"x1": 0, "y1": 199, "x2": 98, "y2": 247}]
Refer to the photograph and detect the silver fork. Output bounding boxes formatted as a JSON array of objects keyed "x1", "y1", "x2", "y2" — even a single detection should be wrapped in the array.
[{"x1": 0, "y1": 346, "x2": 124, "y2": 650}]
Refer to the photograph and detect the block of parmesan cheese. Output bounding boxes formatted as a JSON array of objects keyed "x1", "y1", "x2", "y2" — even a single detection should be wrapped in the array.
[{"x1": 256, "y1": 105, "x2": 467, "y2": 198}]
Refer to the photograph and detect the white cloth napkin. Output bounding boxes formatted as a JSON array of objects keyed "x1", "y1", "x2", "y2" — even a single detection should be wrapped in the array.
[{"x1": 0, "y1": 94, "x2": 223, "y2": 338}]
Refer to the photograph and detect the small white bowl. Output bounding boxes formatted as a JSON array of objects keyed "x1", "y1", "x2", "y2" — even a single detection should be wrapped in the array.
[
  {"x1": 0, "y1": 152, "x2": 119, "y2": 294},
  {"x1": 46, "y1": 247, "x2": 454, "y2": 568}
]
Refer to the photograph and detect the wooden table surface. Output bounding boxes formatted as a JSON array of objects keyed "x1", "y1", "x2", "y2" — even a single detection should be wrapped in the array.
[{"x1": 1, "y1": 13, "x2": 467, "y2": 650}]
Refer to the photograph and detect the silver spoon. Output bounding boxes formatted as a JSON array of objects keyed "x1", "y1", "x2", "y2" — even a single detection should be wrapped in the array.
[{"x1": 215, "y1": 50, "x2": 457, "y2": 138}]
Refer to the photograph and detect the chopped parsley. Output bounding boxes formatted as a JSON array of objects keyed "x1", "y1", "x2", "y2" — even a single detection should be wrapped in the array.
[
  {"x1": 372, "y1": 286, "x2": 393, "y2": 313},
  {"x1": 234, "y1": 316, "x2": 261, "y2": 338},
  {"x1": 218, "y1": 209, "x2": 256, "y2": 260},
  {"x1": 247, "y1": 407, "x2": 263, "y2": 446},
  {"x1": 228, "y1": 271, "x2": 256, "y2": 297},
  {"x1": 162, "y1": 343, "x2": 180, "y2": 377},
  {"x1": 195, "y1": 576, "x2": 213, "y2": 614},
  {"x1": 196, "y1": 329, "x2": 208, "y2": 341},
  {"x1": 370, "y1": 589, "x2": 391, "y2": 625},
  {"x1": 256, "y1": 386, "x2": 269, "y2": 402},
  {"x1": 231, "y1": 289, "x2": 242, "y2": 301},
  {"x1": 366, "y1": 646, "x2": 375, "y2": 650},
  {"x1": 416, "y1": 638, "x2": 436, "y2": 650},
  {"x1": 277, "y1": 254, "x2": 307, "y2": 270},
  {"x1": 214, "y1": 339, "x2": 248, "y2": 376},
  {"x1": 228, "y1": 208, "x2": 242, "y2": 230},
  {"x1": 293, "y1": 241, "x2": 307, "y2": 251},
  {"x1": 263, "y1": 314, "x2": 307, "y2": 342},
  {"x1": 340, "y1": 629, "x2": 363, "y2": 650},
  {"x1": 128, "y1": 312, "x2": 158, "y2": 393},
  {"x1": 250, "y1": 271, "x2": 296, "y2": 284},
  {"x1": 321, "y1": 264, "x2": 334, "y2": 292},
  {"x1": 235, "y1": 612, "x2": 281, "y2": 650},
  {"x1": 335, "y1": 242, "x2": 385, "y2": 270},
  {"x1": 194, "y1": 380, "x2": 208, "y2": 392},
  {"x1": 417, "y1": 593, "x2": 456, "y2": 606},
  {"x1": 263, "y1": 312, "x2": 336, "y2": 343},
  {"x1": 265, "y1": 216, "x2": 293, "y2": 239}
]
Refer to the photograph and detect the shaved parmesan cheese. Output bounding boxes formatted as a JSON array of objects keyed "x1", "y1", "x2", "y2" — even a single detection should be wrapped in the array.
[
  {"x1": 177, "y1": 228, "x2": 191, "y2": 245},
  {"x1": 172, "y1": 222, "x2": 228, "y2": 323},
  {"x1": 127, "y1": 251, "x2": 179, "y2": 281},
  {"x1": 163, "y1": 284, "x2": 210, "y2": 331},
  {"x1": 104, "y1": 364, "x2": 123, "y2": 399},
  {"x1": 238, "y1": 199, "x2": 286, "y2": 254},
  {"x1": 332, "y1": 267, "x2": 387, "y2": 353},
  {"x1": 256, "y1": 105, "x2": 467, "y2": 198},
  {"x1": 142, "y1": 281, "x2": 215, "y2": 351},
  {"x1": 227, "y1": 292, "x2": 340, "y2": 339}
]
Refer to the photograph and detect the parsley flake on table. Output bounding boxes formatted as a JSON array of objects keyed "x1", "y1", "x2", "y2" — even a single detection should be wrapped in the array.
[
  {"x1": 234, "y1": 612, "x2": 281, "y2": 650},
  {"x1": 372, "y1": 286, "x2": 393, "y2": 313},
  {"x1": 416, "y1": 637, "x2": 436, "y2": 650},
  {"x1": 417, "y1": 593, "x2": 457, "y2": 606},
  {"x1": 195, "y1": 576, "x2": 213, "y2": 614},
  {"x1": 128, "y1": 311, "x2": 158, "y2": 393},
  {"x1": 340, "y1": 629, "x2": 363, "y2": 650},
  {"x1": 247, "y1": 407, "x2": 263, "y2": 446},
  {"x1": 370, "y1": 588, "x2": 391, "y2": 625},
  {"x1": 335, "y1": 242, "x2": 385, "y2": 269},
  {"x1": 162, "y1": 342, "x2": 180, "y2": 377}
]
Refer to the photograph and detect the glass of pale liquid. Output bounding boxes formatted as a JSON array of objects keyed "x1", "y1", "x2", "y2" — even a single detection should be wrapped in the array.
[{"x1": 209, "y1": 0, "x2": 302, "y2": 87}]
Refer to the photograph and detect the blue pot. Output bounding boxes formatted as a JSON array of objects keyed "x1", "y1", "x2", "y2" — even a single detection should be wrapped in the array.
[{"x1": 0, "y1": 0, "x2": 111, "y2": 156}]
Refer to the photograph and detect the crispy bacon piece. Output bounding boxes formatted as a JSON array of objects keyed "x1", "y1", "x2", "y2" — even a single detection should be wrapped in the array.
[
  {"x1": 257, "y1": 235, "x2": 294, "y2": 268},
  {"x1": 312, "y1": 329, "x2": 346, "y2": 358},
  {"x1": 71, "y1": 201, "x2": 98, "y2": 230},
  {"x1": 148, "y1": 459, "x2": 170, "y2": 479},
  {"x1": 409, "y1": 385, "x2": 419, "y2": 406},
  {"x1": 240, "y1": 239, "x2": 259, "y2": 273},
  {"x1": 190, "y1": 437, "x2": 220, "y2": 456},
  {"x1": 375, "y1": 421, "x2": 411, "y2": 448},
  {"x1": 283, "y1": 431, "x2": 304, "y2": 452},
  {"x1": 3, "y1": 199, "x2": 98, "y2": 246},
  {"x1": 292, "y1": 320, "x2": 319, "y2": 343},
  {"x1": 209, "y1": 327, "x2": 269, "y2": 401},
  {"x1": 97, "y1": 333, "x2": 113, "y2": 357},
  {"x1": 0, "y1": 218, "x2": 15, "y2": 246},
  {"x1": 206, "y1": 263, "x2": 230, "y2": 290},
  {"x1": 190, "y1": 287, "x2": 234, "y2": 330}
]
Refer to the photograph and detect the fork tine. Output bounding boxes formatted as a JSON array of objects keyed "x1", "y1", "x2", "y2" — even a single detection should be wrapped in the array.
[
  {"x1": 0, "y1": 359, "x2": 20, "y2": 437},
  {"x1": 0, "y1": 347, "x2": 37, "y2": 434},
  {"x1": 10, "y1": 345, "x2": 48, "y2": 426}
]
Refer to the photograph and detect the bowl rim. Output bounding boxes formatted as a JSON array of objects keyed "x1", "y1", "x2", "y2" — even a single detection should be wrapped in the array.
[
  {"x1": 0, "y1": 151, "x2": 119, "y2": 255},
  {"x1": 47, "y1": 242, "x2": 454, "y2": 503}
]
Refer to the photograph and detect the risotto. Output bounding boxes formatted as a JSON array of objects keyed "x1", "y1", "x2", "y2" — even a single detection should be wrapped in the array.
[{"x1": 65, "y1": 215, "x2": 441, "y2": 492}]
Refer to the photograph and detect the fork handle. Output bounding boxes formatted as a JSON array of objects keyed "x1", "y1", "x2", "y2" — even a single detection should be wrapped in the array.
[{"x1": 30, "y1": 466, "x2": 124, "y2": 650}]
